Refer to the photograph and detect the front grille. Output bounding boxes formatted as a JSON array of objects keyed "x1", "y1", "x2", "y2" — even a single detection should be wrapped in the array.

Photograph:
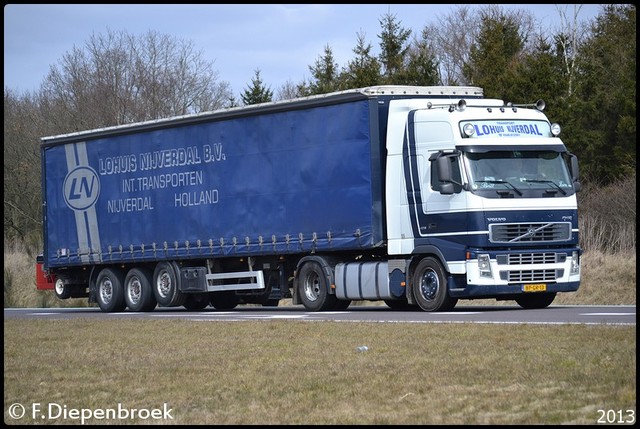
[
  {"x1": 507, "y1": 253, "x2": 559, "y2": 264},
  {"x1": 501, "y1": 269, "x2": 561, "y2": 283},
  {"x1": 489, "y1": 222, "x2": 571, "y2": 243}
]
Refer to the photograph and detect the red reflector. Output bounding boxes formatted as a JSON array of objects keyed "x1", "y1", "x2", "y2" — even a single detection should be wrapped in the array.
[{"x1": 36, "y1": 262, "x2": 55, "y2": 290}]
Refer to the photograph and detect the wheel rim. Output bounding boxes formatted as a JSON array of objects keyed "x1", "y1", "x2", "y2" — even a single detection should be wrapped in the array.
[
  {"x1": 100, "y1": 278, "x2": 113, "y2": 303},
  {"x1": 419, "y1": 268, "x2": 439, "y2": 302},
  {"x1": 55, "y1": 279, "x2": 65, "y2": 295},
  {"x1": 156, "y1": 271, "x2": 171, "y2": 299},
  {"x1": 303, "y1": 272, "x2": 320, "y2": 302},
  {"x1": 127, "y1": 276, "x2": 142, "y2": 305}
]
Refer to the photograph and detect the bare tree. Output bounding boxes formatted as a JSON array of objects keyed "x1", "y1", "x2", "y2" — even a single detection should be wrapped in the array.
[
  {"x1": 4, "y1": 89, "x2": 44, "y2": 246},
  {"x1": 275, "y1": 79, "x2": 302, "y2": 101},
  {"x1": 554, "y1": 4, "x2": 587, "y2": 97},
  {"x1": 423, "y1": 5, "x2": 478, "y2": 85},
  {"x1": 39, "y1": 28, "x2": 232, "y2": 134}
]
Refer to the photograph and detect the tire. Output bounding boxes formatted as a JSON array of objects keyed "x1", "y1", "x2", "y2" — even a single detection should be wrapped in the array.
[
  {"x1": 96, "y1": 267, "x2": 126, "y2": 312},
  {"x1": 412, "y1": 257, "x2": 457, "y2": 312},
  {"x1": 183, "y1": 293, "x2": 210, "y2": 310},
  {"x1": 153, "y1": 261, "x2": 185, "y2": 307},
  {"x1": 297, "y1": 261, "x2": 335, "y2": 311},
  {"x1": 515, "y1": 292, "x2": 556, "y2": 309},
  {"x1": 124, "y1": 268, "x2": 157, "y2": 312},
  {"x1": 54, "y1": 278, "x2": 71, "y2": 300},
  {"x1": 209, "y1": 291, "x2": 239, "y2": 310}
]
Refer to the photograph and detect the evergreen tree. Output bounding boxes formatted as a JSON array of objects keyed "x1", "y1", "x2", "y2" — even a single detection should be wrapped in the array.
[
  {"x1": 341, "y1": 31, "x2": 382, "y2": 89},
  {"x1": 463, "y1": 9, "x2": 525, "y2": 100},
  {"x1": 302, "y1": 44, "x2": 341, "y2": 96},
  {"x1": 378, "y1": 12, "x2": 411, "y2": 84},
  {"x1": 569, "y1": 4, "x2": 636, "y2": 184},
  {"x1": 241, "y1": 69, "x2": 273, "y2": 105},
  {"x1": 402, "y1": 27, "x2": 441, "y2": 86}
]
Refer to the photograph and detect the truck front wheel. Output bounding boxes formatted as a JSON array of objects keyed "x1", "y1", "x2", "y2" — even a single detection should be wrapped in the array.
[
  {"x1": 96, "y1": 268, "x2": 126, "y2": 312},
  {"x1": 412, "y1": 257, "x2": 457, "y2": 312},
  {"x1": 297, "y1": 261, "x2": 335, "y2": 311},
  {"x1": 124, "y1": 268, "x2": 157, "y2": 312}
]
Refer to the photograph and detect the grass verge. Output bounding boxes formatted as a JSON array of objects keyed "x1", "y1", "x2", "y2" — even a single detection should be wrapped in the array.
[{"x1": 4, "y1": 319, "x2": 636, "y2": 425}]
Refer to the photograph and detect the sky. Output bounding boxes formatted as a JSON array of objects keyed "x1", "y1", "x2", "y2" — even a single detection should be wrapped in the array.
[{"x1": 4, "y1": 4, "x2": 605, "y2": 97}]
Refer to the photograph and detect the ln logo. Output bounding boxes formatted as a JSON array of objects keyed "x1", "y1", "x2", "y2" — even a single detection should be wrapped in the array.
[{"x1": 63, "y1": 166, "x2": 100, "y2": 211}]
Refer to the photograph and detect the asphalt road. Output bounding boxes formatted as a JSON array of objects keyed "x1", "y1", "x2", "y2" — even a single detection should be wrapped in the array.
[{"x1": 4, "y1": 305, "x2": 636, "y2": 326}]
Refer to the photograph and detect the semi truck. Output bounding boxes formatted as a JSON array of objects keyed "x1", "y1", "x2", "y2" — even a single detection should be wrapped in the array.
[{"x1": 35, "y1": 85, "x2": 582, "y2": 312}]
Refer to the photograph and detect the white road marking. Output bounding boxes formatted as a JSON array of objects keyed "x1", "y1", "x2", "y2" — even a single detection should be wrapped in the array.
[{"x1": 581, "y1": 312, "x2": 635, "y2": 316}]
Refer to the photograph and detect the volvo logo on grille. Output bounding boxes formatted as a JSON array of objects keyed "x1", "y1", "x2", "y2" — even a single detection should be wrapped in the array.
[{"x1": 526, "y1": 227, "x2": 537, "y2": 237}]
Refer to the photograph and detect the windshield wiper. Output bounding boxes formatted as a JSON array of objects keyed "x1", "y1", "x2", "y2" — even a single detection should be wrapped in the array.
[
  {"x1": 474, "y1": 180, "x2": 522, "y2": 196},
  {"x1": 522, "y1": 179, "x2": 567, "y2": 195}
]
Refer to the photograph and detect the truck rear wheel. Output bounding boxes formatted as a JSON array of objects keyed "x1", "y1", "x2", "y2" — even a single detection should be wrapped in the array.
[
  {"x1": 153, "y1": 261, "x2": 185, "y2": 307},
  {"x1": 297, "y1": 261, "x2": 336, "y2": 311},
  {"x1": 124, "y1": 268, "x2": 157, "y2": 312},
  {"x1": 96, "y1": 267, "x2": 126, "y2": 312},
  {"x1": 412, "y1": 257, "x2": 457, "y2": 312},
  {"x1": 515, "y1": 292, "x2": 556, "y2": 309}
]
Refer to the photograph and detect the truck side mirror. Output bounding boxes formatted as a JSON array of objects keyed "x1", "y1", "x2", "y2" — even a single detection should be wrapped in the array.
[
  {"x1": 569, "y1": 154, "x2": 581, "y2": 192},
  {"x1": 436, "y1": 156, "x2": 455, "y2": 195},
  {"x1": 437, "y1": 156, "x2": 452, "y2": 182}
]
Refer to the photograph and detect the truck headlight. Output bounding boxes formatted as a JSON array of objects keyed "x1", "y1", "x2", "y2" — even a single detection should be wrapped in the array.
[
  {"x1": 570, "y1": 251, "x2": 580, "y2": 275},
  {"x1": 478, "y1": 254, "x2": 492, "y2": 278}
]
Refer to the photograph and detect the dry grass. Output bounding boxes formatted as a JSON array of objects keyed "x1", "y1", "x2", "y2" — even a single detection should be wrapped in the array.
[
  {"x1": 3, "y1": 243, "x2": 89, "y2": 309},
  {"x1": 5, "y1": 245, "x2": 635, "y2": 308},
  {"x1": 4, "y1": 319, "x2": 635, "y2": 425},
  {"x1": 554, "y1": 251, "x2": 636, "y2": 306}
]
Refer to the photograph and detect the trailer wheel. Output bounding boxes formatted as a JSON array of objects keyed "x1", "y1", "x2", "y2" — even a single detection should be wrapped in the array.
[
  {"x1": 96, "y1": 268, "x2": 126, "y2": 312},
  {"x1": 209, "y1": 291, "x2": 239, "y2": 310},
  {"x1": 124, "y1": 268, "x2": 157, "y2": 312},
  {"x1": 153, "y1": 262, "x2": 185, "y2": 307},
  {"x1": 515, "y1": 292, "x2": 556, "y2": 309},
  {"x1": 297, "y1": 261, "x2": 336, "y2": 311},
  {"x1": 183, "y1": 293, "x2": 210, "y2": 310},
  {"x1": 54, "y1": 278, "x2": 71, "y2": 300},
  {"x1": 412, "y1": 257, "x2": 457, "y2": 312}
]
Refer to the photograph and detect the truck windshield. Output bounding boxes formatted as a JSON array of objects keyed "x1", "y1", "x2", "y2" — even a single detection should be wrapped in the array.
[{"x1": 465, "y1": 150, "x2": 573, "y2": 195}]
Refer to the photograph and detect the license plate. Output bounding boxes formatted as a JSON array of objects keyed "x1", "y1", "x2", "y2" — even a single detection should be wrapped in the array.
[{"x1": 523, "y1": 283, "x2": 547, "y2": 292}]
